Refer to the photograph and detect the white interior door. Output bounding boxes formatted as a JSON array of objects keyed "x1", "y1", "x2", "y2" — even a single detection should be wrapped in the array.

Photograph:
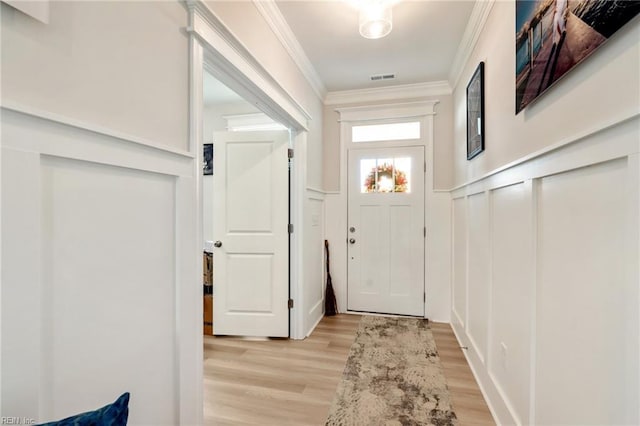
[
  {"x1": 347, "y1": 146, "x2": 425, "y2": 316},
  {"x1": 213, "y1": 130, "x2": 290, "y2": 337}
]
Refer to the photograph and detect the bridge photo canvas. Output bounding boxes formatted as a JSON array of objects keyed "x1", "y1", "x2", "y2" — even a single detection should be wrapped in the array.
[{"x1": 515, "y1": 0, "x2": 640, "y2": 114}]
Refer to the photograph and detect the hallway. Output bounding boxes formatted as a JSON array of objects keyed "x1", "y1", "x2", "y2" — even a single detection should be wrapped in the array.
[{"x1": 203, "y1": 314, "x2": 494, "y2": 425}]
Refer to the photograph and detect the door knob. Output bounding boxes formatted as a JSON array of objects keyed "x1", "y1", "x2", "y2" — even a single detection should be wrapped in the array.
[
  {"x1": 349, "y1": 238, "x2": 356, "y2": 244},
  {"x1": 214, "y1": 241, "x2": 222, "y2": 248}
]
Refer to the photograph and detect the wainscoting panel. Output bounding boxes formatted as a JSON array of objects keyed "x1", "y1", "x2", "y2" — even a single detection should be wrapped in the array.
[
  {"x1": 304, "y1": 190, "x2": 326, "y2": 336},
  {"x1": 324, "y1": 193, "x2": 348, "y2": 314},
  {"x1": 535, "y1": 158, "x2": 634, "y2": 425},
  {"x1": 488, "y1": 182, "x2": 532, "y2": 425},
  {"x1": 425, "y1": 191, "x2": 452, "y2": 322},
  {"x1": 466, "y1": 192, "x2": 490, "y2": 364},
  {"x1": 450, "y1": 115, "x2": 639, "y2": 425},
  {"x1": 452, "y1": 197, "x2": 467, "y2": 327},
  {"x1": 1, "y1": 107, "x2": 199, "y2": 425},
  {"x1": 41, "y1": 157, "x2": 178, "y2": 423}
]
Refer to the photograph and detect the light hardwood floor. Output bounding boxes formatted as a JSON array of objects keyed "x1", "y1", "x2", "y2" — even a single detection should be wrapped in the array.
[
  {"x1": 431, "y1": 322, "x2": 495, "y2": 425},
  {"x1": 204, "y1": 314, "x2": 494, "y2": 425}
]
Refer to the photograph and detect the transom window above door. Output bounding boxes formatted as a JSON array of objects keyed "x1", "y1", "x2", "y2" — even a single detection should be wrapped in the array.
[
  {"x1": 352, "y1": 121, "x2": 420, "y2": 143},
  {"x1": 360, "y1": 157, "x2": 412, "y2": 193}
]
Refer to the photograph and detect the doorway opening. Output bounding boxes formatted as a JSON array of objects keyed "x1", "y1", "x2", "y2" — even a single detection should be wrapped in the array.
[
  {"x1": 188, "y1": 5, "x2": 313, "y2": 423},
  {"x1": 201, "y1": 70, "x2": 293, "y2": 338}
]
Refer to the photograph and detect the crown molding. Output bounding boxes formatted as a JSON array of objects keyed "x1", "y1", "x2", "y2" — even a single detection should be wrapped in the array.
[
  {"x1": 448, "y1": 0, "x2": 495, "y2": 90},
  {"x1": 324, "y1": 81, "x2": 451, "y2": 106},
  {"x1": 253, "y1": 0, "x2": 327, "y2": 101}
]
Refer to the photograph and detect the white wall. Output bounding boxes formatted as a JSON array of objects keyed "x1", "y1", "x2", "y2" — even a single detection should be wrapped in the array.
[
  {"x1": 450, "y1": 3, "x2": 639, "y2": 424},
  {"x1": 1, "y1": 1, "x2": 189, "y2": 151},
  {"x1": 203, "y1": 1, "x2": 326, "y2": 338},
  {"x1": 452, "y1": 3, "x2": 639, "y2": 187},
  {"x1": 1, "y1": 2, "x2": 200, "y2": 424}
]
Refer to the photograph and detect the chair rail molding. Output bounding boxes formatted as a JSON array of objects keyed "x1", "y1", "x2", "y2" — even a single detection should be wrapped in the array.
[
  {"x1": 451, "y1": 111, "x2": 640, "y2": 193},
  {"x1": 1, "y1": 101, "x2": 194, "y2": 159}
]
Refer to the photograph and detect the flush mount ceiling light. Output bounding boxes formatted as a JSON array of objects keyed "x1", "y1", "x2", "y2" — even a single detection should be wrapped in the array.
[{"x1": 359, "y1": 1, "x2": 392, "y2": 39}]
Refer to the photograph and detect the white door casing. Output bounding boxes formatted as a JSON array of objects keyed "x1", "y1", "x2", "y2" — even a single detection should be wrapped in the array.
[
  {"x1": 331, "y1": 101, "x2": 450, "y2": 322},
  {"x1": 212, "y1": 130, "x2": 290, "y2": 337},
  {"x1": 347, "y1": 146, "x2": 425, "y2": 316}
]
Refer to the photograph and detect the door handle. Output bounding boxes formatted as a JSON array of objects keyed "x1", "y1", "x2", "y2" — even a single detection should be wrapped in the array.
[
  {"x1": 214, "y1": 241, "x2": 223, "y2": 248},
  {"x1": 349, "y1": 238, "x2": 356, "y2": 244}
]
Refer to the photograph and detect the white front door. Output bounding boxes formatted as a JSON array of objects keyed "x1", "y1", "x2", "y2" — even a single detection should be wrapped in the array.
[
  {"x1": 347, "y1": 146, "x2": 425, "y2": 316},
  {"x1": 212, "y1": 130, "x2": 290, "y2": 337}
]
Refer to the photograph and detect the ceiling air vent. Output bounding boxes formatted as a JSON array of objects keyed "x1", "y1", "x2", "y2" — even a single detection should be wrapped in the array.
[{"x1": 370, "y1": 73, "x2": 396, "y2": 81}]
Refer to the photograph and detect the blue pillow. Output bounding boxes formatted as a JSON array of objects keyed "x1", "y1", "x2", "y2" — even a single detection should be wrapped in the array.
[{"x1": 37, "y1": 392, "x2": 129, "y2": 426}]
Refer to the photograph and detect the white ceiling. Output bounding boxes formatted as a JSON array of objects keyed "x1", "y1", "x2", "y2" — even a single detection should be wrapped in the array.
[
  {"x1": 275, "y1": 0, "x2": 476, "y2": 92},
  {"x1": 203, "y1": 1, "x2": 477, "y2": 105}
]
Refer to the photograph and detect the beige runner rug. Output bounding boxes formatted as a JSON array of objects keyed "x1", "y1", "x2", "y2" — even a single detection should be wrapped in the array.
[{"x1": 326, "y1": 316, "x2": 457, "y2": 426}]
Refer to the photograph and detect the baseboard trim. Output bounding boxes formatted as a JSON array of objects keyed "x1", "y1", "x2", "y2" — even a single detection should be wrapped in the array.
[
  {"x1": 450, "y1": 322, "x2": 512, "y2": 425},
  {"x1": 305, "y1": 311, "x2": 324, "y2": 338}
]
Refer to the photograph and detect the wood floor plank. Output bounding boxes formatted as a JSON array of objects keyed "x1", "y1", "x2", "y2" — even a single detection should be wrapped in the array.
[
  {"x1": 430, "y1": 322, "x2": 495, "y2": 425},
  {"x1": 203, "y1": 315, "x2": 495, "y2": 425},
  {"x1": 204, "y1": 315, "x2": 360, "y2": 425}
]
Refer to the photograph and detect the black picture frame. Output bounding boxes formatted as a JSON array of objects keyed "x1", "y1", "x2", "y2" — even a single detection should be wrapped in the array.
[
  {"x1": 466, "y1": 61, "x2": 485, "y2": 160},
  {"x1": 203, "y1": 143, "x2": 213, "y2": 175}
]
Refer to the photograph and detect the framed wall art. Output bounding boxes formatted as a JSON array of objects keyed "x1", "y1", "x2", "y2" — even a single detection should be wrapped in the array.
[
  {"x1": 515, "y1": 0, "x2": 640, "y2": 113},
  {"x1": 467, "y1": 61, "x2": 485, "y2": 160}
]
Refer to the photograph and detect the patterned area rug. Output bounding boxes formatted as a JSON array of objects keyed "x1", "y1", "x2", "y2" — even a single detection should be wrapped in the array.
[{"x1": 326, "y1": 316, "x2": 457, "y2": 426}]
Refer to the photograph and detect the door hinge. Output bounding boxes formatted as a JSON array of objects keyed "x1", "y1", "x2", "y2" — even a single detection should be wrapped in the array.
[
  {"x1": 424, "y1": 292, "x2": 426, "y2": 302},
  {"x1": 424, "y1": 227, "x2": 426, "y2": 238},
  {"x1": 288, "y1": 148, "x2": 294, "y2": 159},
  {"x1": 288, "y1": 299, "x2": 294, "y2": 309},
  {"x1": 424, "y1": 161, "x2": 427, "y2": 172},
  {"x1": 288, "y1": 223, "x2": 294, "y2": 233}
]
